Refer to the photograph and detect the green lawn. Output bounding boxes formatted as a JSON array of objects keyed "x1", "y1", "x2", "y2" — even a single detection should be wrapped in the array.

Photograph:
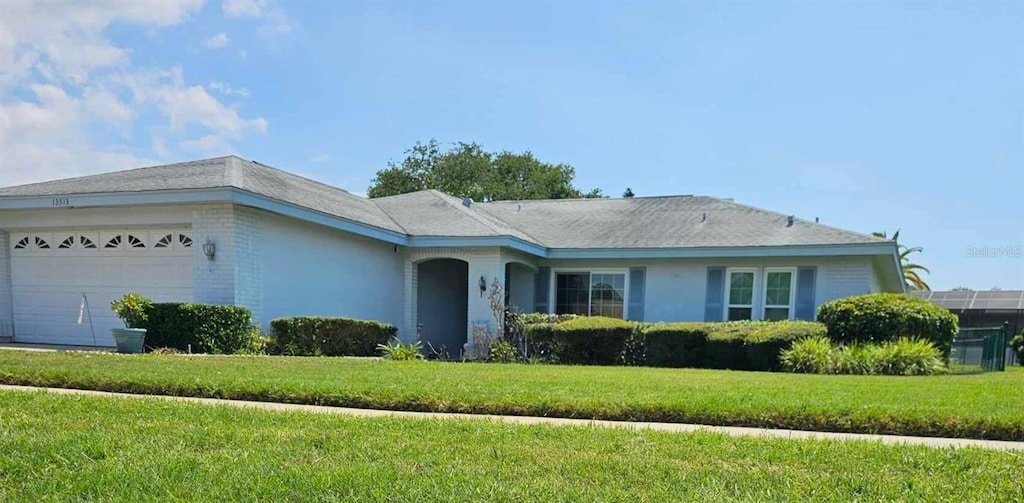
[
  {"x1": 0, "y1": 391, "x2": 1021, "y2": 502},
  {"x1": 0, "y1": 351, "x2": 1022, "y2": 440}
]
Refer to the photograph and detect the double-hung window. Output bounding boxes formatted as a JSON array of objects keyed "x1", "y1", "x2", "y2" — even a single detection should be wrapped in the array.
[
  {"x1": 724, "y1": 267, "x2": 797, "y2": 321},
  {"x1": 555, "y1": 271, "x2": 627, "y2": 318},
  {"x1": 763, "y1": 268, "x2": 796, "y2": 321},
  {"x1": 725, "y1": 268, "x2": 756, "y2": 321}
]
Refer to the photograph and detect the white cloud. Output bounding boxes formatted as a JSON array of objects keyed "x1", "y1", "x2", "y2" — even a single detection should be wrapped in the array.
[
  {"x1": 209, "y1": 81, "x2": 250, "y2": 97},
  {"x1": 222, "y1": 0, "x2": 291, "y2": 37},
  {"x1": 0, "y1": 1, "x2": 273, "y2": 186},
  {"x1": 311, "y1": 153, "x2": 329, "y2": 163},
  {"x1": 82, "y1": 87, "x2": 135, "y2": 124},
  {"x1": 0, "y1": 0, "x2": 205, "y2": 84},
  {"x1": 161, "y1": 84, "x2": 267, "y2": 138},
  {"x1": 223, "y1": 0, "x2": 266, "y2": 18},
  {"x1": 203, "y1": 33, "x2": 230, "y2": 49}
]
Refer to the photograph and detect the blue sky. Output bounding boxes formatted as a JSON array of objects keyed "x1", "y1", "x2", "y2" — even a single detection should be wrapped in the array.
[{"x1": 0, "y1": 0, "x2": 1021, "y2": 289}]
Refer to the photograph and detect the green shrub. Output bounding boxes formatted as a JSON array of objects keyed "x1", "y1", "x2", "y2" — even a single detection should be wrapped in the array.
[
  {"x1": 642, "y1": 321, "x2": 826, "y2": 371},
  {"x1": 140, "y1": 303, "x2": 255, "y2": 354},
  {"x1": 781, "y1": 337, "x2": 947, "y2": 376},
  {"x1": 269, "y1": 316, "x2": 398, "y2": 357},
  {"x1": 519, "y1": 313, "x2": 579, "y2": 325},
  {"x1": 377, "y1": 338, "x2": 424, "y2": 361},
  {"x1": 643, "y1": 323, "x2": 710, "y2": 368},
  {"x1": 817, "y1": 293, "x2": 959, "y2": 357},
  {"x1": 1011, "y1": 333, "x2": 1024, "y2": 367},
  {"x1": 488, "y1": 339, "x2": 521, "y2": 363},
  {"x1": 779, "y1": 337, "x2": 835, "y2": 373},
  {"x1": 524, "y1": 316, "x2": 634, "y2": 365},
  {"x1": 110, "y1": 293, "x2": 152, "y2": 329}
]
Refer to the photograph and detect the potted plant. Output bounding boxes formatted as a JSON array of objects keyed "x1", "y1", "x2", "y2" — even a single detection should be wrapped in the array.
[{"x1": 110, "y1": 293, "x2": 151, "y2": 353}]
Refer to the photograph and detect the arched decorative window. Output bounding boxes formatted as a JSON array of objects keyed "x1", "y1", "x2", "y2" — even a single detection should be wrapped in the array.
[
  {"x1": 155, "y1": 234, "x2": 173, "y2": 248},
  {"x1": 58, "y1": 236, "x2": 75, "y2": 249},
  {"x1": 127, "y1": 234, "x2": 146, "y2": 248},
  {"x1": 178, "y1": 233, "x2": 193, "y2": 248},
  {"x1": 105, "y1": 235, "x2": 122, "y2": 249},
  {"x1": 34, "y1": 236, "x2": 50, "y2": 249},
  {"x1": 79, "y1": 236, "x2": 97, "y2": 249},
  {"x1": 14, "y1": 237, "x2": 29, "y2": 249}
]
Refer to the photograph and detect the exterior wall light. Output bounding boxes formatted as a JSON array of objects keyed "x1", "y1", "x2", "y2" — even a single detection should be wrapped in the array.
[
  {"x1": 202, "y1": 239, "x2": 216, "y2": 271},
  {"x1": 479, "y1": 275, "x2": 487, "y2": 297}
]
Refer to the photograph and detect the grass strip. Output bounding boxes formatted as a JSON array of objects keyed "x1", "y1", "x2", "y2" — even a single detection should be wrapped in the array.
[
  {"x1": 1, "y1": 390, "x2": 1022, "y2": 502},
  {"x1": 0, "y1": 351, "x2": 1022, "y2": 440}
]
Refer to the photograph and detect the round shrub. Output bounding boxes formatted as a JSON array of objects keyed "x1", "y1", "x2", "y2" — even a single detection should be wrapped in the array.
[
  {"x1": 817, "y1": 293, "x2": 958, "y2": 357},
  {"x1": 1011, "y1": 332, "x2": 1024, "y2": 367}
]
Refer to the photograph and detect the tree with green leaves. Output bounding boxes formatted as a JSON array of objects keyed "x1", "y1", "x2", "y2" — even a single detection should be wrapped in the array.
[
  {"x1": 367, "y1": 140, "x2": 603, "y2": 201},
  {"x1": 872, "y1": 230, "x2": 931, "y2": 291},
  {"x1": 623, "y1": 188, "x2": 635, "y2": 198}
]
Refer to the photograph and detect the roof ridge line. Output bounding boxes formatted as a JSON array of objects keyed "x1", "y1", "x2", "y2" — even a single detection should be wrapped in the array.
[
  {"x1": 706, "y1": 196, "x2": 893, "y2": 244},
  {"x1": 429, "y1": 191, "x2": 547, "y2": 246},
  {"x1": 241, "y1": 158, "x2": 409, "y2": 235}
]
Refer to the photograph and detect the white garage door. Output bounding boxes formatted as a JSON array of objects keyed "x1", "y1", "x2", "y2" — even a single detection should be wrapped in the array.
[{"x1": 10, "y1": 229, "x2": 194, "y2": 346}]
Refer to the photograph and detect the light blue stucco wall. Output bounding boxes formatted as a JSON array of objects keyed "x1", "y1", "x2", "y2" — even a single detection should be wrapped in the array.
[
  {"x1": 537, "y1": 255, "x2": 887, "y2": 322},
  {"x1": 259, "y1": 211, "x2": 404, "y2": 328},
  {"x1": 507, "y1": 263, "x2": 535, "y2": 313}
]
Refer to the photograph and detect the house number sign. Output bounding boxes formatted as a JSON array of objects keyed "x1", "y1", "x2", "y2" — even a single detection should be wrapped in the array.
[{"x1": 52, "y1": 197, "x2": 70, "y2": 207}]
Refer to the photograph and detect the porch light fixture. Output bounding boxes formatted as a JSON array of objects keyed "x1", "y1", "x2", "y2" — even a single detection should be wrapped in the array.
[
  {"x1": 479, "y1": 276, "x2": 487, "y2": 297},
  {"x1": 202, "y1": 238, "x2": 216, "y2": 263}
]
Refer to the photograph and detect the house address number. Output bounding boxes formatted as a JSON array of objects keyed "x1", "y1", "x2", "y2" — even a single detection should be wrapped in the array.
[{"x1": 52, "y1": 197, "x2": 70, "y2": 207}]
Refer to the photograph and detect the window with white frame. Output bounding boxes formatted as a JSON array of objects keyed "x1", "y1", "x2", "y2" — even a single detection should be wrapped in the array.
[
  {"x1": 726, "y1": 268, "x2": 756, "y2": 321},
  {"x1": 763, "y1": 268, "x2": 796, "y2": 321},
  {"x1": 555, "y1": 271, "x2": 627, "y2": 318}
]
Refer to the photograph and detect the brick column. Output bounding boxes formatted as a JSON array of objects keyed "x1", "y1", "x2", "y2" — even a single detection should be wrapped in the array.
[
  {"x1": 191, "y1": 204, "x2": 263, "y2": 324},
  {"x1": 0, "y1": 231, "x2": 13, "y2": 341}
]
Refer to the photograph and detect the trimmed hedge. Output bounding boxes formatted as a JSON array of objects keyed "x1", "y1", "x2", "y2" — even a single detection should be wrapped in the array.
[
  {"x1": 524, "y1": 317, "x2": 825, "y2": 370},
  {"x1": 270, "y1": 316, "x2": 398, "y2": 357},
  {"x1": 644, "y1": 323, "x2": 709, "y2": 368},
  {"x1": 644, "y1": 321, "x2": 827, "y2": 371},
  {"x1": 140, "y1": 303, "x2": 255, "y2": 354},
  {"x1": 526, "y1": 317, "x2": 634, "y2": 365},
  {"x1": 817, "y1": 293, "x2": 959, "y2": 357}
]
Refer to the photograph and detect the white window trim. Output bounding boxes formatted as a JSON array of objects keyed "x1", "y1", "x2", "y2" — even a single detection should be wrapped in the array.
[
  {"x1": 549, "y1": 268, "x2": 630, "y2": 319},
  {"x1": 724, "y1": 267, "x2": 758, "y2": 321},
  {"x1": 762, "y1": 267, "x2": 797, "y2": 321}
]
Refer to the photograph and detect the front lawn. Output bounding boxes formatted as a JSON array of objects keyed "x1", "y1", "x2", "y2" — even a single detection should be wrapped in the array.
[
  {"x1": 0, "y1": 351, "x2": 1022, "y2": 440},
  {"x1": 0, "y1": 391, "x2": 1020, "y2": 502}
]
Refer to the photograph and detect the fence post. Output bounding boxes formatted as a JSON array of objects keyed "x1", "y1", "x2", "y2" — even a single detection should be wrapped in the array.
[{"x1": 1000, "y1": 322, "x2": 1010, "y2": 371}]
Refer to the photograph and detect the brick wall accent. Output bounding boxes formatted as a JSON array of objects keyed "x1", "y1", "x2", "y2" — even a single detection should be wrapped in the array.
[
  {"x1": 191, "y1": 204, "x2": 262, "y2": 321},
  {"x1": 232, "y1": 206, "x2": 262, "y2": 323},
  {"x1": 0, "y1": 231, "x2": 13, "y2": 340}
]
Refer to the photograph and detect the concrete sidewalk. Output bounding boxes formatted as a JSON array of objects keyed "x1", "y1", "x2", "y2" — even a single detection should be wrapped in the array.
[{"x1": 3, "y1": 384, "x2": 1022, "y2": 451}]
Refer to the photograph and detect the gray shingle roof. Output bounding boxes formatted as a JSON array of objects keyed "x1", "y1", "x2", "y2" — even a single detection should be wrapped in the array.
[
  {"x1": 474, "y1": 196, "x2": 890, "y2": 248},
  {"x1": 0, "y1": 156, "x2": 891, "y2": 250},
  {"x1": 0, "y1": 156, "x2": 406, "y2": 234},
  {"x1": 373, "y1": 190, "x2": 539, "y2": 241}
]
